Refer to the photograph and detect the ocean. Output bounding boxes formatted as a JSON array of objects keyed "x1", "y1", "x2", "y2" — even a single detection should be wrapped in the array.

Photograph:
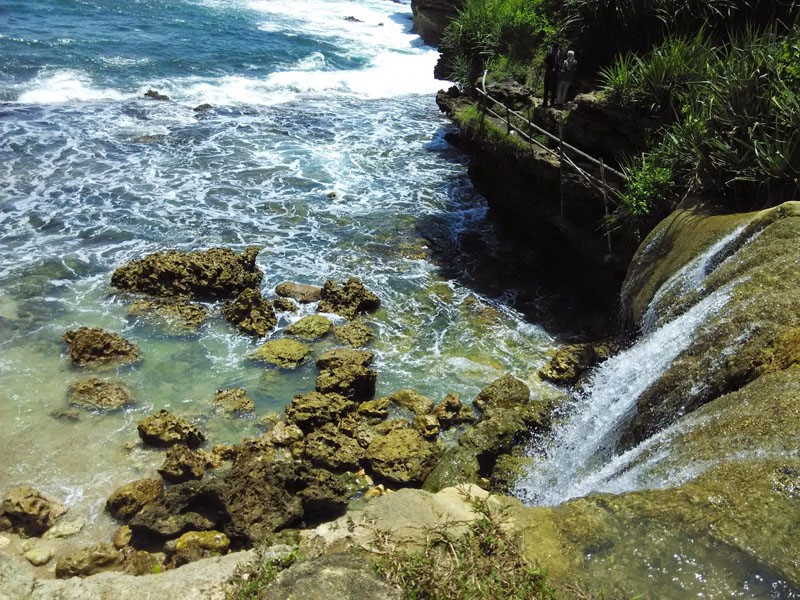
[{"x1": 0, "y1": 0, "x2": 556, "y2": 539}]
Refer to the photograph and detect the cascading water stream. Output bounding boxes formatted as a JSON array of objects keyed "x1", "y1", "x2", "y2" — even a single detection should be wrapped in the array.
[{"x1": 516, "y1": 226, "x2": 756, "y2": 507}]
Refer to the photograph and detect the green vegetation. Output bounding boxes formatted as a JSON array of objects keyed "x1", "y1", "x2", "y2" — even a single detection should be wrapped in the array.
[
  {"x1": 440, "y1": 0, "x2": 800, "y2": 218},
  {"x1": 604, "y1": 26, "x2": 800, "y2": 215},
  {"x1": 373, "y1": 497, "x2": 559, "y2": 600},
  {"x1": 226, "y1": 547, "x2": 298, "y2": 600}
]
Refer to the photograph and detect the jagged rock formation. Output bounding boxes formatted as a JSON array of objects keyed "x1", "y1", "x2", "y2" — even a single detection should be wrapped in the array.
[{"x1": 410, "y1": 0, "x2": 465, "y2": 46}]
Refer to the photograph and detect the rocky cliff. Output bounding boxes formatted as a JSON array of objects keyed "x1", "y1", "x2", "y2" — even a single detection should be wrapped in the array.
[{"x1": 410, "y1": 0, "x2": 464, "y2": 46}]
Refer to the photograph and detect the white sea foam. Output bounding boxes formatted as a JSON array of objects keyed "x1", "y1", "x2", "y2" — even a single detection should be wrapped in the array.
[{"x1": 17, "y1": 69, "x2": 126, "y2": 104}]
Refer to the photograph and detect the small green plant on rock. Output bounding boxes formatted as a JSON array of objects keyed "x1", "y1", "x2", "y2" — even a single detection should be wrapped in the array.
[
  {"x1": 372, "y1": 496, "x2": 556, "y2": 600},
  {"x1": 226, "y1": 546, "x2": 299, "y2": 600}
]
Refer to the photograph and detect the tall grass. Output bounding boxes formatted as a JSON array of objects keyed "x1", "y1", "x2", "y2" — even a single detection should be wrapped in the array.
[{"x1": 606, "y1": 25, "x2": 800, "y2": 215}]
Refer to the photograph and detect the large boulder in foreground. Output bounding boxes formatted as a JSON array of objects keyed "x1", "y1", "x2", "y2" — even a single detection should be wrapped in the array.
[
  {"x1": 317, "y1": 277, "x2": 380, "y2": 320},
  {"x1": 2, "y1": 487, "x2": 68, "y2": 537},
  {"x1": 111, "y1": 246, "x2": 262, "y2": 300},
  {"x1": 62, "y1": 327, "x2": 140, "y2": 368}
]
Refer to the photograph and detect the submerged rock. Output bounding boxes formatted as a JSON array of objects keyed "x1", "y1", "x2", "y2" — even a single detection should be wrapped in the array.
[
  {"x1": 1, "y1": 487, "x2": 68, "y2": 537},
  {"x1": 67, "y1": 378, "x2": 133, "y2": 411},
  {"x1": 221, "y1": 288, "x2": 276, "y2": 337},
  {"x1": 285, "y1": 314, "x2": 333, "y2": 340},
  {"x1": 275, "y1": 281, "x2": 323, "y2": 303},
  {"x1": 213, "y1": 388, "x2": 255, "y2": 417},
  {"x1": 128, "y1": 298, "x2": 210, "y2": 331},
  {"x1": 62, "y1": 327, "x2": 140, "y2": 368},
  {"x1": 137, "y1": 410, "x2": 205, "y2": 448},
  {"x1": 106, "y1": 479, "x2": 165, "y2": 521},
  {"x1": 250, "y1": 338, "x2": 311, "y2": 369},
  {"x1": 111, "y1": 246, "x2": 262, "y2": 301},
  {"x1": 317, "y1": 277, "x2": 380, "y2": 320}
]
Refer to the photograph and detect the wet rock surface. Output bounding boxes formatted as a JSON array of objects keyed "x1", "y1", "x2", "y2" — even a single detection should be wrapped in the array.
[
  {"x1": 213, "y1": 388, "x2": 255, "y2": 416},
  {"x1": 285, "y1": 314, "x2": 333, "y2": 340},
  {"x1": 538, "y1": 342, "x2": 614, "y2": 385},
  {"x1": 106, "y1": 479, "x2": 165, "y2": 521},
  {"x1": 315, "y1": 349, "x2": 377, "y2": 401},
  {"x1": 128, "y1": 298, "x2": 210, "y2": 331},
  {"x1": 137, "y1": 410, "x2": 205, "y2": 448},
  {"x1": 111, "y1": 246, "x2": 262, "y2": 300},
  {"x1": 333, "y1": 319, "x2": 375, "y2": 347},
  {"x1": 1, "y1": 487, "x2": 68, "y2": 537},
  {"x1": 285, "y1": 391, "x2": 356, "y2": 433},
  {"x1": 250, "y1": 338, "x2": 311, "y2": 369},
  {"x1": 317, "y1": 277, "x2": 380, "y2": 319},
  {"x1": 275, "y1": 281, "x2": 323, "y2": 303},
  {"x1": 62, "y1": 327, "x2": 140, "y2": 368},
  {"x1": 221, "y1": 288, "x2": 276, "y2": 337},
  {"x1": 67, "y1": 378, "x2": 133, "y2": 411}
]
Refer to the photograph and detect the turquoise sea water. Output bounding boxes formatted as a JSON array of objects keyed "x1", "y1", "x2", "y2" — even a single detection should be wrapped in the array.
[{"x1": 0, "y1": 0, "x2": 557, "y2": 538}]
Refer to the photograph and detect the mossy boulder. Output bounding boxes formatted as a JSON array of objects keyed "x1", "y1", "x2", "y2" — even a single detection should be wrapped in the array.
[
  {"x1": 301, "y1": 423, "x2": 364, "y2": 471},
  {"x1": 285, "y1": 391, "x2": 356, "y2": 433},
  {"x1": 172, "y1": 530, "x2": 230, "y2": 566},
  {"x1": 275, "y1": 281, "x2": 322, "y2": 303},
  {"x1": 317, "y1": 277, "x2": 380, "y2": 320},
  {"x1": 158, "y1": 446, "x2": 209, "y2": 483},
  {"x1": 106, "y1": 479, "x2": 164, "y2": 521},
  {"x1": 111, "y1": 246, "x2": 262, "y2": 300},
  {"x1": 137, "y1": 410, "x2": 205, "y2": 448},
  {"x1": 473, "y1": 373, "x2": 530, "y2": 415},
  {"x1": 364, "y1": 429, "x2": 440, "y2": 485},
  {"x1": 538, "y1": 342, "x2": 614, "y2": 385},
  {"x1": 67, "y1": 378, "x2": 133, "y2": 411},
  {"x1": 250, "y1": 338, "x2": 311, "y2": 369},
  {"x1": 62, "y1": 327, "x2": 140, "y2": 368},
  {"x1": 315, "y1": 349, "x2": 376, "y2": 402},
  {"x1": 433, "y1": 393, "x2": 476, "y2": 429},
  {"x1": 128, "y1": 298, "x2": 210, "y2": 331},
  {"x1": 333, "y1": 320, "x2": 374, "y2": 347},
  {"x1": 285, "y1": 314, "x2": 333, "y2": 340},
  {"x1": 221, "y1": 288, "x2": 276, "y2": 337},
  {"x1": 357, "y1": 397, "x2": 390, "y2": 423}
]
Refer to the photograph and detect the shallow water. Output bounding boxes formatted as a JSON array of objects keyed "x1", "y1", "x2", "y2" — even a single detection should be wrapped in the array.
[{"x1": 0, "y1": 0, "x2": 558, "y2": 542}]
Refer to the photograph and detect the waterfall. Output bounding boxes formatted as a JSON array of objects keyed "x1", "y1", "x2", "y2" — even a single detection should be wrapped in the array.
[{"x1": 515, "y1": 226, "x2": 757, "y2": 506}]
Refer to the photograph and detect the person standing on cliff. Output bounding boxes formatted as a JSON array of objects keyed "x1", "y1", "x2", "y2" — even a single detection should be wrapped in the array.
[
  {"x1": 556, "y1": 49, "x2": 577, "y2": 106},
  {"x1": 542, "y1": 42, "x2": 560, "y2": 108}
]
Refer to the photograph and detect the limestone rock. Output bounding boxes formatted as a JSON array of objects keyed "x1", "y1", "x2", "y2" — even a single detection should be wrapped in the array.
[
  {"x1": 106, "y1": 478, "x2": 164, "y2": 521},
  {"x1": 265, "y1": 420, "x2": 305, "y2": 446},
  {"x1": 222, "y1": 288, "x2": 276, "y2": 337},
  {"x1": 413, "y1": 414, "x2": 440, "y2": 440},
  {"x1": 275, "y1": 281, "x2": 323, "y2": 303},
  {"x1": 538, "y1": 342, "x2": 613, "y2": 385},
  {"x1": 285, "y1": 391, "x2": 355, "y2": 433},
  {"x1": 123, "y1": 549, "x2": 165, "y2": 576},
  {"x1": 285, "y1": 314, "x2": 333, "y2": 340},
  {"x1": 388, "y1": 389, "x2": 435, "y2": 416},
  {"x1": 44, "y1": 516, "x2": 85, "y2": 539},
  {"x1": 473, "y1": 373, "x2": 530, "y2": 414},
  {"x1": 315, "y1": 349, "x2": 376, "y2": 402},
  {"x1": 302, "y1": 423, "x2": 364, "y2": 471},
  {"x1": 137, "y1": 410, "x2": 205, "y2": 448},
  {"x1": 55, "y1": 543, "x2": 123, "y2": 578},
  {"x1": 158, "y1": 445, "x2": 207, "y2": 483},
  {"x1": 213, "y1": 388, "x2": 255, "y2": 416},
  {"x1": 356, "y1": 397, "x2": 389, "y2": 423},
  {"x1": 113, "y1": 525, "x2": 133, "y2": 549},
  {"x1": 333, "y1": 320, "x2": 375, "y2": 348},
  {"x1": 111, "y1": 246, "x2": 262, "y2": 301},
  {"x1": 250, "y1": 338, "x2": 311, "y2": 369},
  {"x1": 67, "y1": 378, "x2": 133, "y2": 411},
  {"x1": 0, "y1": 553, "x2": 35, "y2": 599},
  {"x1": 317, "y1": 277, "x2": 380, "y2": 320},
  {"x1": 433, "y1": 393, "x2": 476, "y2": 428},
  {"x1": 24, "y1": 545, "x2": 54, "y2": 566},
  {"x1": 273, "y1": 297, "x2": 299, "y2": 312},
  {"x1": 172, "y1": 530, "x2": 230, "y2": 567},
  {"x1": 128, "y1": 298, "x2": 210, "y2": 331},
  {"x1": 2, "y1": 486, "x2": 67, "y2": 537},
  {"x1": 364, "y1": 429, "x2": 440, "y2": 485},
  {"x1": 62, "y1": 327, "x2": 140, "y2": 368},
  {"x1": 411, "y1": 0, "x2": 465, "y2": 46},
  {"x1": 265, "y1": 552, "x2": 402, "y2": 600}
]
